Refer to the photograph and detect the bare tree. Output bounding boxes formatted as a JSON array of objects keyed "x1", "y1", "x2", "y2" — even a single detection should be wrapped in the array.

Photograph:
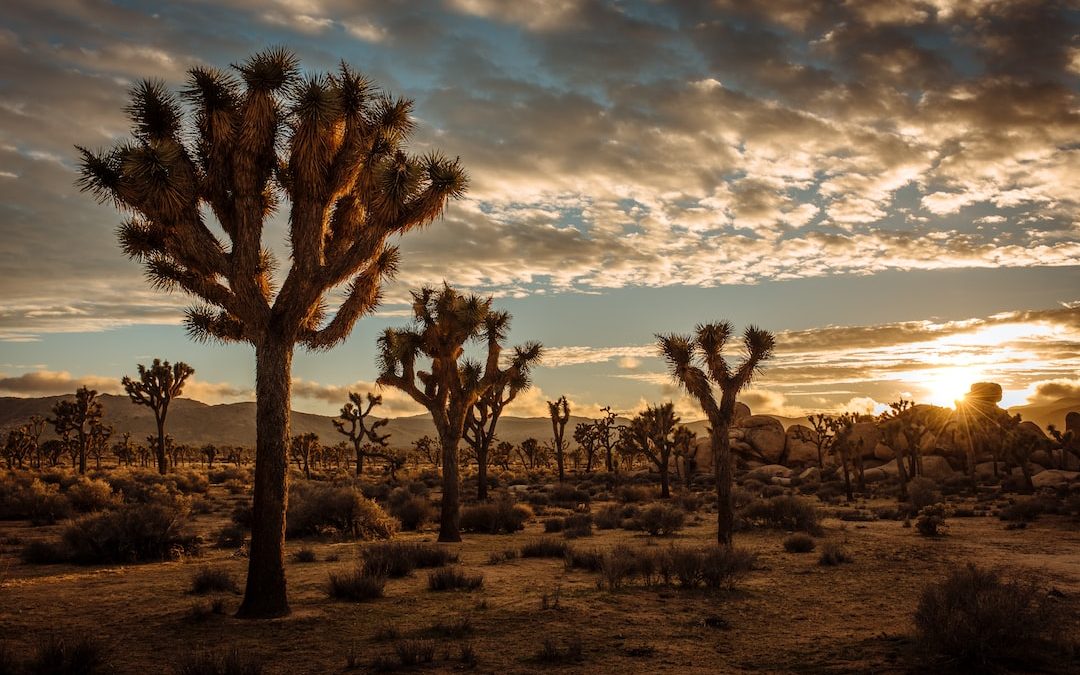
[{"x1": 658, "y1": 323, "x2": 774, "y2": 545}]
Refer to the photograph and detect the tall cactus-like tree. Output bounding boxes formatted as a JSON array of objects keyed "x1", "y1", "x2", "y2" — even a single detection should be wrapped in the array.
[
  {"x1": 122, "y1": 359, "x2": 194, "y2": 475},
  {"x1": 658, "y1": 323, "x2": 774, "y2": 545},
  {"x1": 77, "y1": 49, "x2": 466, "y2": 618},
  {"x1": 49, "y1": 387, "x2": 106, "y2": 475},
  {"x1": 548, "y1": 396, "x2": 570, "y2": 482},
  {"x1": 624, "y1": 402, "x2": 679, "y2": 498},
  {"x1": 332, "y1": 392, "x2": 391, "y2": 476},
  {"x1": 377, "y1": 284, "x2": 542, "y2": 542},
  {"x1": 463, "y1": 311, "x2": 535, "y2": 500}
]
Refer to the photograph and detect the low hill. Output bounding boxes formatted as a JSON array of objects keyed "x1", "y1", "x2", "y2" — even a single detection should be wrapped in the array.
[{"x1": 1008, "y1": 397, "x2": 1080, "y2": 431}]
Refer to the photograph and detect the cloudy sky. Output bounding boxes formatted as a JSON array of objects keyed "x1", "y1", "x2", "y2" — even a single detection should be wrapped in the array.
[{"x1": 1, "y1": 0, "x2": 1079, "y2": 421}]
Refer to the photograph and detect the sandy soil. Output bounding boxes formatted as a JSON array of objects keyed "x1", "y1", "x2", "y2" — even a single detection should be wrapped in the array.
[{"x1": 1, "y1": 486, "x2": 1078, "y2": 674}]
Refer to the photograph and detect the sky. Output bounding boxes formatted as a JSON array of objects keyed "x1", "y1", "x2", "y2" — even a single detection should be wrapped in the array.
[{"x1": 1, "y1": 0, "x2": 1079, "y2": 422}]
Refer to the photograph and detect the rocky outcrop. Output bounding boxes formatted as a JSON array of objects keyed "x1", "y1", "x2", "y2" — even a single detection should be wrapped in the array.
[
  {"x1": 1032, "y1": 470, "x2": 1079, "y2": 490},
  {"x1": 872, "y1": 455, "x2": 957, "y2": 482},
  {"x1": 784, "y1": 425, "x2": 819, "y2": 464},
  {"x1": 731, "y1": 415, "x2": 786, "y2": 463}
]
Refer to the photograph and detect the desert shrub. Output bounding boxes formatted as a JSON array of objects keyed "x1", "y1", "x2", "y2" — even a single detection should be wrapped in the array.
[
  {"x1": 207, "y1": 466, "x2": 249, "y2": 484},
  {"x1": 65, "y1": 478, "x2": 119, "y2": 513},
  {"x1": 836, "y1": 508, "x2": 874, "y2": 522},
  {"x1": 104, "y1": 470, "x2": 187, "y2": 506},
  {"x1": 174, "y1": 647, "x2": 263, "y2": 675},
  {"x1": 562, "y1": 513, "x2": 593, "y2": 538},
  {"x1": 818, "y1": 541, "x2": 852, "y2": 566},
  {"x1": 62, "y1": 503, "x2": 199, "y2": 564},
  {"x1": 815, "y1": 481, "x2": 846, "y2": 503},
  {"x1": 874, "y1": 506, "x2": 902, "y2": 521},
  {"x1": 915, "y1": 504, "x2": 947, "y2": 536},
  {"x1": 426, "y1": 616, "x2": 473, "y2": 638},
  {"x1": 564, "y1": 546, "x2": 603, "y2": 572},
  {"x1": 740, "y1": 496, "x2": 821, "y2": 534},
  {"x1": 187, "y1": 597, "x2": 229, "y2": 622},
  {"x1": 548, "y1": 484, "x2": 590, "y2": 508},
  {"x1": 631, "y1": 504, "x2": 685, "y2": 536},
  {"x1": 543, "y1": 517, "x2": 564, "y2": 533},
  {"x1": 459, "y1": 497, "x2": 532, "y2": 534},
  {"x1": 673, "y1": 491, "x2": 701, "y2": 512},
  {"x1": 328, "y1": 567, "x2": 386, "y2": 601},
  {"x1": 617, "y1": 485, "x2": 652, "y2": 503},
  {"x1": 21, "y1": 539, "x2": 71, "y2": 564},
  {"x1": 783, "y1": 533, "x2": 816, "y2": 553},
  {"x1": 222, "y1": 479, "x2": 248, "y2": 496},
  {"x1": 393, "y1": 640, "x2": 436, "y2": 667},
  {"x1": 520, "y1": 538, "x2": 568, "y2": 558},
  {"x1": 487, "y1": 549, "x2": 517, "y2": 564},
  {"x1": 593, "y1": 505, "x2": 623, "y2": 530},
  {"x1": 666, "y1": 546, "x2": 756, "y2": 590},
  {"x1": 526, "y1": 492, "x2": 550, "y2": 507},
  {"x1": 286, "y1": 482, "x2": 397, "y2": 540},
  {"x1": 761, "y1": 484, "x2": 786, "y2": 498},
  {"x1": 427, "y1": 567, "x2": 483, "y2": 591},
  {"x1": 214, "y1": 524, "x2": 247, "y2": 549},
  {"x1": 22, "y1": 635, "x2": 108, "y2": 675},
  {"x1": 998, "y1": 498, "x2": 1046, "y2": 522},
  {"x1": 387, "y1": 495, "x2": 433, "y2": 532},
  {"x1": 907, "y1": 477, "x2": 941, "y2": 510},
  {"x1": 230, "y1": 503, "x2": 253, "y2": 529},
  {"x1": 0, "y1": 477, "x2": 72, "y2": 525},
  {"x1": 189, "y1": 566, "x2": 239, "y2": 594},
  {"x1": 169, "y1": 470, "x2": 210, "y2": 495},
  {"x1": 913, "y1": 565, "x2": 1060, "y2": 667},
  {"x1": 535, "y1": 638, "x2": 583, "y2": 664},
  {"x1": 292, "y1": 547, "x2": 317, "y2": 563},
  {"x1": 360, "y1": 542, "x2": 456, "y2": 578}
]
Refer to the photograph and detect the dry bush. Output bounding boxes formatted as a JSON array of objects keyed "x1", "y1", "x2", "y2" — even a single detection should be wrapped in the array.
[
  {"x1": 394, "y1": 640, "x2": 436, "y2": 667},
  {"x1": 427, "y1": 567, "x2": 483, "y2": 591},
  {"x1": 908, "y1": 477, "x2": 941, "y2": 511},
  {"x1": 425, "y1": 616, "x2": 473, "y2": 638},
  {"x1": 915, "y1": 504, "x2": 947, "y2": 536},
  {"x1": 596, "y1": 544, "x2": 755, "y2": 591},
  {"x1": 386, "y1": 493, "x2": 434, "y2": 532},
  {"x1": 63, "y1": 503, "x2": 199, "y2": 564},
  {"x1": 487, "y1": 549, "x2": 517, "y2": 565},
  {"x1": 328, "y1": 567, "x2": 386, "y2": 601},
  {"x1": 214, "y1": 524, "x2": 246, "y2": 549},
  {"x1": 65, "y1": 478, "x2": 119, "y2": 513},
  {"x1": 19, "y1": 635, "x2": 108, "y2": 675},
  {"x1": 616, "y1": 485, "x2": 653, "y2": 503},
  {"x1": 0, "y1": 476, "x2": 72, "y2": 525},
  {"x1": 740, "y1": 496, "x2": 822, "y2": 535},
  {"x1": 459, "y1": 497, "x2": 532, "y2": 534},
  {"x1": 187, "y1": 597, "x2": 228, "y2": 622},
  {"x1": 286, "y1": 482, "x2": 397, "y2": 540},
  {"x1": 818, "y1": 541, "x2": 852, "y2": 566},
  {"x1": 548, "y1": 485, "x2": 590, "y2": 508},
  {"x1": 783, "y1": 533, "x2": 816, "y2": 553},
  {"x1": 593, "y1": 505, "x2": 623, "y2": 530},
  {"x1": 673, "y1": 491, "x2": 702, "y2": 512},
  {"x1": 20, "y1": 539, "x2": 70, "y2": 565},
  {"x1": 189, "y1": 566, "x2": 239, "y2": 594},
  {"x1": 174, "y1": 647, "x2": 263, "y2": 675},
  {"x1": 520, "y1": 538, "x2": 568, "y2": 558},
  {"x1": 360, "y1": 542, "x2": 457, "y2": 578},
  {"x1": 564, "y1": 546, "x2": 604, "y2": 572},
  {"x1": 630, "y1": 504, "x2": 686, "y2": 536},
  {"x1": 292, "y1": 547, "x2": 317, "y2": 563},
  {"x1": 914, "y1": 565, "x2": 1062, "y2": 668},
  {"x1": 535, "y1": 637, "x2": 584, "y2": 664}
]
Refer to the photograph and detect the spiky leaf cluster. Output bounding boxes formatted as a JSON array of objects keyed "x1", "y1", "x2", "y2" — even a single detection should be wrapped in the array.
[{"x1": 77, "y1": 48, "x2": 467, "y2": 349}]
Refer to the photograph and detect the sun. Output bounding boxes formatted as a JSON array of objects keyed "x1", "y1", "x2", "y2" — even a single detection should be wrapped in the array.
[{"x1": 921, "y1": 366, "x2": 986, "y2": 408}]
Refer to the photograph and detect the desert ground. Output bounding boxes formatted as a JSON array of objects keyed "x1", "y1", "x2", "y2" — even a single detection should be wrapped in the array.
[{"x1": 1, "y1": 465, "x2": 1077, "y2": 674}]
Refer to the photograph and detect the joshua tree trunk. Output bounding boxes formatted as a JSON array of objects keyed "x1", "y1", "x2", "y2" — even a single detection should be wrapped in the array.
[
  {"x1": 476, "y1": 445, "x2": 490, "y2": 501},
  {"x1": 437, "y1": 424, "x2": 463, "y2": 543},
  {"x1": 237, "y1": 337, "x2": 292, "y2": 619},
  {"x1": 659, "y1": 457, "x2": 670, "y2": 499},
  {"x1": 895, "y1": 446, "x2": 909, "y2": 502},
  {"x1": 155, "y1": 416, "x2": 168, "y2": 475},
  {"x1": 355, "y1": 445, "x2": 364, "y2": 476},
  {"x1": 711, "y1": 417, "x2": 734, "y2": 546}
]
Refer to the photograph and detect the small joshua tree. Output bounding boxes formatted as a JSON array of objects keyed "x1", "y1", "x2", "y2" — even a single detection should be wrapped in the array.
[
  {"x1": 672, "y1": 425, "x2": 698, "y2": 488},
  {"x1": 658, "y1": 323, "x2": 774, "y2": 545},
  {"x1": 122, "y1": 359, "x2": 194, "y2": 474},
  {"x1": 289, "y1": 433, "x2": 320, "y2": 479},
  {"x1": 548, "y1": 396, "x2": 571, "y2": 482},
  {"x1": 377, "y1": 284, "x2": 542, "y2": 542},
  {"x1": 573, "y1": 421, "x2": 599, "y2": 472},
  {"x1": 623, "y1": 403, "x2": 679, "y2": 498},
  {"x1": 49, "y1": 387, "x2": 106, "y2": 475},
  {"x1": 332, "y1": 392, "x2": 391, "y2": 476}
]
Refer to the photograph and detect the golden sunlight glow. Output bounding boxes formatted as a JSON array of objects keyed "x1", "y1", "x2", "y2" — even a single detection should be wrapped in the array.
[{"x1": 921, "y1": 366, "x2": 987, "y2": 408}]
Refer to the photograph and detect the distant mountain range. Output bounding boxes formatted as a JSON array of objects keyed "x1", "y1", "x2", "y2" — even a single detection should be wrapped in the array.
[{"x1": 0, "y1": 394, "x2": 1074, "y2": 449}]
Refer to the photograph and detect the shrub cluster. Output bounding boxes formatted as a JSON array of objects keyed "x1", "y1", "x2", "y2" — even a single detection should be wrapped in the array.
[
  {"x1": 427, "y1": 567, "x2": 484, "y2": 591},
  {"x1": 360, "y1": 542, "x2": 457, "y2": 578},
  {"x1": 595, "y1": 544, "x2": 755, "y2": 591},
  {"x1": 386, "y1": 488, "x2": 434, "y2": 531},
  {"x1": 328, "y1": 567, "x2": 386, "y2": 601},
  {"x1": 62, "y1": 503, "x2": 200, "y2": 564},
  {"x1": 740, "y1": 496, "x2": 822, "y2": 535},
  {"x1": 629, "y1": 504, "x2": 686, "y2": 536},
  {"x1": 459, "y1": 497, "x2": 532, "y2": 534},
  {"x1": 286, "y1": 482, "x2": 397, "y2": 539}
]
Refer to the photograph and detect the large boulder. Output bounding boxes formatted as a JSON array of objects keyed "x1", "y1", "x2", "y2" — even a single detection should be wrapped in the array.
[
  {"x1": 734, "y1": 402, "x2": 751, "y2": 423},
  {"x1": 745, "y1": 464, "x2": 792, "y2": 482},
  {"x1": 733, "y1": 415, "x2": 787, "y2": 463},
  {"x1": 848, "y1": 422, "x2": 881, "y2": 459},
  {"x1": 966, "y1": 382, "x2": 1003, "y2": 405},
  {"x1": 784, "y1": 425, "x2": 819, "y2": 464},
  {"x1": 873, "y1": 442, "x2": 896, "y2": 461},
  {"x1": 1032, "y1": 470, "x2": 1079, "y2": 490},
  {"x1": 878, "y1": 455, "x2": 957, "y2": 481}
]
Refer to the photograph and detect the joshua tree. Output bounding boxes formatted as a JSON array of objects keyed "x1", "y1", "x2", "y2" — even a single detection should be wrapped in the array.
[
  {"x1": 289, "y1": 433, "x2": 320, "y2": 479},
  {"x1": 77, "y1": 48, "x2": 467, "y2": 617},
  {"x1": 806, "y1": 413, "x2": 835, "y2": 470},
  {"x1": 412, "y1": 435, "x2": 440, "y2": 468},
  {"x1": 333, "y1": 392, "x2": 391, "y2": 476},
  {"x1": 122, "y1": 359, "x2": 194, "y2": 475},
  {"x1": 624, "y1": 403, "x2": 680, "y2": 498},
  {"x1": 573, "y1": 421, "x2": 599, "y2": 472},
  {"x1": 113, "y1": 432, "x2": 135, "y2": 467},
  {"x1": 548, "y1": 396, "x2": 570, "y2": 482},
  {"x1": 88, "y1": 423, "x2": 113, "y2": 470},
  {"x1": 594, "y1": 407, "x2": 619, "y2": 472},
  {"x1": 829, "y1": 412, "x2": 861, "y2": 501},
  {"x1": 672, "y1": 425, "x2": 698, "y2": 488},
  {"x1": 464, "y1": 314, "x2": 536, "y2": 500},
  {"x1": 492, "y1": 439, "x2": 514, "y2": 472},
  {"x1": 1047, "y1": 423, "x2": 1077, "y2": 470},
  {"x1": 378, "y1": 285, "x2": 541, "y2": 541},
  {"x1": 516, "y1": 437, "x2": 549, "y2": 470},
  {"x1": 658, "y1": 322, "x2": 774, "y2": 545},
  {"x1": 49, "y1": 387, "x2": 106, "y2": 475}
]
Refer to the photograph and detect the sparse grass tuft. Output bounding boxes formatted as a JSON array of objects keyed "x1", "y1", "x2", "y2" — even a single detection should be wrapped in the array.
[
  {"x1": 783, "y1": 533, "x2": 816, "y2": 553},
  {"x1": 427, "y1": 567, "x2": 483, "y2": 591},
  {"x1": 520, "y1": 538, "x2": 568, "y2": 558},
  {"x1": 328, "y1": 567, "x2": 386, "y2": 601},
  {"x1": 23, "y1": 635, "x2": 108, "y2": 674},
  {"x1": 189, "y1": 566, "x2": 239, "y2": 595},
  {"x1": 360, "y1": 541, "x2": 457, "y2": 578},
  {"x1": 818, "y1": 541, "x2": 852, "y2": 566}
]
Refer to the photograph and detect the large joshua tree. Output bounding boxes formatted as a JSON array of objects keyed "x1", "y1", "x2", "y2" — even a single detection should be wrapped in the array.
[
  {"x1": 658, "y1": 323, "x2": 774, "y2": 545},
  {"x1": 377, "y1": 284, "x2": 542, "y2": 542},
  {"x1": 76, "y1": 49, "x2": 466, "y2": 618},
  {"x1": 122, "y1": 359, "x2": 194, "y2": 475}
]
